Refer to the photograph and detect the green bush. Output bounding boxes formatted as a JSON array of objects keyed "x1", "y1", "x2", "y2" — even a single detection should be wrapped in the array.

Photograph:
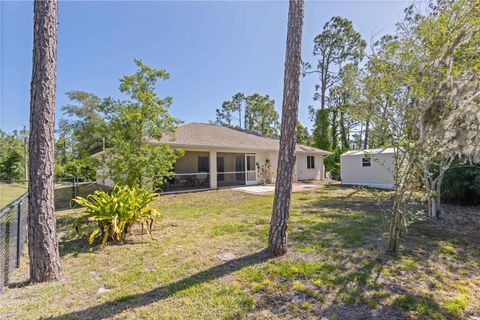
[
  {"x1": 73, "y1": 185, "x2": 160, "y2": 245},
  {"x1": 324, "y1": 149, "x2": 341, "y2": 180},
  {"x1": 441, "y1": 164, "x2": 480, "y2": 206}
]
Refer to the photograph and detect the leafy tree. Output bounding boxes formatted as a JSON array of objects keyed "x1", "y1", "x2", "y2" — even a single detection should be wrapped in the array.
[
  {"x1": 55, "y1": 156, "x2": 98, "y2": 182},
  {"x1": 216, "y1": 92, "x2": 244, "y2": 128},
  {"x1": 362, "y1": 0, "x2": 480, "y2": 253},
  {"x1": 269, "y1": 0, "x2": 304, "y2": 257},
  {"x1": 60, "y1": 91, "x2": 109, "y2": 156},
  {"x1": 0, "y1": 129, "x2": 27, "y2": 180},
  {"x1": 324, "y1": 148, "x2": 341, "y2": 180},
  {"x1": 216, "y1": 92, "x2": 280, "y2": 137},
  {"x1": 0, "y1": 150, "x2": 22, "y2": 180},
  {"x1": 441, "y1": 162, "x2": 480, "y2": 206},
  {"x1": 312, "y1": 108, "x2": 331, "y2": 150},
  {"x1": 28, "y1": 0, "x2": 61, "y2": 282},
  {"x1": 244, "y1": 94, "x2": 279, "y2": 137},
  {"x1": 306, "y1": 16, "x2": 366, "y2": 110},
  {"x1": 305, "y1": 16, "x2": 366, "y2": 151},
  {"x1": 105, "y1": 59, "x2": 183, "y2": 188},
  {"x1": 413, "y1": 1, "x2": 480, "y2": 218},
  {"x1": 332, "y1": 63, "x2": 361, "y2": 150},
  {"x1": 296, "y1": 122, "x2": 312, "y2": 146}
]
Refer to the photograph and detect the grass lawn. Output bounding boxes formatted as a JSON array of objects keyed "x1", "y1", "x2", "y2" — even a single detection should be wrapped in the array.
[
  {"x1": 0, "y1": 183, "x2": 27, "y2": 208},
  {"x1": 1, "y1": 182, "x2": 479, "y2": 319}
]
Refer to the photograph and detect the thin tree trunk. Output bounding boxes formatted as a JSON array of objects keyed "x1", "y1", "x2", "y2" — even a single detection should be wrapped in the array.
[
  {"x1": 339, "y1": 111, "x2": 349, "y2": 151},
  {"x1": 269, "y1": 0, "x2": 304, "y2": 257},
  {"x1": 331, "y1": 109, "x2": 338, "y2": 150},
  {"x1": 363, "y1": 118, "x2": 370, "y2": 150},
  {"x1": 28, "y1": 0, "x2": 61, "y2": 282},
  {"x1": 387, "y1": 204, "x2": 402, "y2": 254},
  {"x1": 358, "y1": 124, "x2": 363, "y2": 150}
]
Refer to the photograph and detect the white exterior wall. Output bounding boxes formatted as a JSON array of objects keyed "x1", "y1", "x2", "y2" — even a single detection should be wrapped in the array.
[
  {"x1": 296, "y1": 154, "x2": 323, "y2": 181},
  {"x1": 265, "y1": 152, "x2": 325, "y2": 182},
  {"x1": 340, "y1": 153, "x2": 394, "y2": 189}
]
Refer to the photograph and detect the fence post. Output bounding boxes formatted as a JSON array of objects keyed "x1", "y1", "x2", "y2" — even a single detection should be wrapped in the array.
[
  {"x1": 0, "y1": 220, "x2": 4, "y2": 294},
  {"x1": 16, "y1": 202, "x2": 21, "y2": 268},
  {"x1": 3, "y1": 220, "x2": 10, "y2": 287},
  {"x1": 71, "y1": 177, "x2": 77, "y2": 208}
]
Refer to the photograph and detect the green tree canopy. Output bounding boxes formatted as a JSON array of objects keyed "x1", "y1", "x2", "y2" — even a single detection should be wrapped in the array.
[
  {"x1": 312, "y1": 108, "x2": 331, "y2": 151},
  {"x1": 244, "y1": 94, "x2": 279, "y2": 137},
  {"x1": 105, "y1": 59, "x2": 183, "y2": 188},
  {"x1": 60, "y1": 91, "x2": 109, "y2": 156},
  {"x1": 215, "y1": 92, "x2": 244, "y2": 128},
  {"x1": 216, "y1": 92, "x2": 280, "y2": 137},
  {"x1": 296, "y1": 122, "x2": 312, "y2": 146},
  {"x1": 0, "y1": 129, "x2": 27, "y2": 181}
]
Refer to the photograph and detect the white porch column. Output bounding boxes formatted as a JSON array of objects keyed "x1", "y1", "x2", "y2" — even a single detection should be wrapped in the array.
[{"x1": 209, "y1": 150, "x2": 217, "y2": 189}]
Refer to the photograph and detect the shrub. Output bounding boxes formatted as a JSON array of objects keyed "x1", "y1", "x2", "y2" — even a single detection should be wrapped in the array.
[
  {"x1": 324, "y1": 148, "x2": 341, "y2": 180},
  {"x1": 441, "y1": 164, "x2": 480, "y2": 205},
  {"x1": 73, "y1": 185, "x2": 160, "y2": 245}
]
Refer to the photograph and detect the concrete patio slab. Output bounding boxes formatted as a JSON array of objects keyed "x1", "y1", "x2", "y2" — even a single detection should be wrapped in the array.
[{"x1": 235, "y1": 182, "x2": 324, "y2": 195}]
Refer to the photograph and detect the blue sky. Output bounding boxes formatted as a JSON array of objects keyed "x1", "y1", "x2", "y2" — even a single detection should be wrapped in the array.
[{"x1": 1, "y1": 0, "x2": 412, "y2": 134}]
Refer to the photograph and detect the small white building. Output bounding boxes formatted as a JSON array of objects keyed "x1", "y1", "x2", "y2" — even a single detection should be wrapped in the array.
[{"x1": 340, "y1": 148, "x2": 395, "y2": 189}]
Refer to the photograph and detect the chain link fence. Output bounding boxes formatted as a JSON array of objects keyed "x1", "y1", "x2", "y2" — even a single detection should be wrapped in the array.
[
  {"x1": 0, "y1": 181, "x2": 28, "y2": 293},
  {"x1": 0, "y1": 180, "x2": 108, "y2": 292},
  {"x1": 54, "y1": 179, "x2": 110, "y2": 210}
]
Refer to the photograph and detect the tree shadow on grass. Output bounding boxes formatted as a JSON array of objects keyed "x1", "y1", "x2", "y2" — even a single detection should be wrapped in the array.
[{"x1": 47, "y1": 249, "x2": 271, "y2": 320}]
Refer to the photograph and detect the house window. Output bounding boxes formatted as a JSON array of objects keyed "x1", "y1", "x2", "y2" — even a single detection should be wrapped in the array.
[
  {"x1": 307, "y1": 156, "x2": 315, "y2": 169},
  {"x1": 198, "y1": 156, "x2": 209, "y2": 172},
  {"x1": 362, "y1": 157, "x2": 371, "y2": 167}
]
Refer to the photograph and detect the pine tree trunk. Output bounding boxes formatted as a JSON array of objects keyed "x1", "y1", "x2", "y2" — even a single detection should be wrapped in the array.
[
  {"x1": 363, "y1": 118, "x2": 370, "y2": 150},
  {"x1": 269, "y1": 0, "x2": 304, "y2": 257},
  {"x1": 28, "y1": 0, "x2": 61, "y2": 282}
]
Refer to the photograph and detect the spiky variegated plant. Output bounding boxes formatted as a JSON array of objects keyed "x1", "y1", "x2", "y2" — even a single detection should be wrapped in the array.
[{"x1": 73, "y1": 185, "x2": 159, "y2": 245}]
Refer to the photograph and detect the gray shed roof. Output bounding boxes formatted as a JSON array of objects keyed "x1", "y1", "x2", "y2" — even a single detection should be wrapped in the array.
[{"x1": 153, "y1": 122, "x2": 330, "y2": 155}]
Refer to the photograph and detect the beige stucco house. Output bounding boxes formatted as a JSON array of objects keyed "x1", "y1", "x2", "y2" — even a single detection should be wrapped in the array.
[{"x1": 96, "y1": 122, "x2": 331, "y2": 193}]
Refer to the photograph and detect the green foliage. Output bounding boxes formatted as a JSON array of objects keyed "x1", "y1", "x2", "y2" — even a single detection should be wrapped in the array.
[
  {"x1": 244, "y1": 94, "x2": 279, "y2": 137},
  {"x1": 324, "y1": 148, "x2": 341, "y2": 180},
  {"x1": 106, "y1": 59, "x2": 183, "y2": 187},
  {"x1": 0, "y1": 150, "x2": 22, "y2": 181},
  {"x1": 442, "y1": 295, "x2": 469, "y2": 318},
  {"x1": 54, "y1": 156, "x2": 98, "y2": 182},
  {"x1": 0, "y1": 129, "x2": 26, "y2": 181},
  {"x1": 0, "y1": 130, "x2": 28, "y2": 180},
  {"x1": 59, "y1": 91, "x2": 109, "y2": 156},
  {"x1": 73, "y1": 185, "x2": 160, "y2": 245},
  {"x1": 216, "y1": 92, "x2": 244, "y2": 127},
  {"x1": 313, "y1": 16, "x2": 366, "y2": 68},
  {"x1": 216, "y1": 92, "x2": 279, "y2": 137},
  {"x1": 441, "y1": 164, "x2": 480, "y2": 205},
  {"x1": 313, "y1": 109, "x2": 331, "y2": 151},
  {"x1": 305, "y1": 16, "x2": 366, "y2": 149},
  {"x1": 256, "y1": 158, "x2": 273, "y2": 184},
  {"x1": 296, "y1": 122, "x2": 312, "y2": 146}
]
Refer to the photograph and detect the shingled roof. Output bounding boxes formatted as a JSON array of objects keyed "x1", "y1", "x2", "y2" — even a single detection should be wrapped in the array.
[{"x1": 153, "y1": 122, "x2": 330, "y2": 155}]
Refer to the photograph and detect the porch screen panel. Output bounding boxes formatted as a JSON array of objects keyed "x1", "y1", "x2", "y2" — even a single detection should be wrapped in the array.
[
  {"x1": 159, "y1": 151, "x2": 210, "y2": 192},
  {"x1": 217, "y1": 153, "x2": 246, "y2": 187}
]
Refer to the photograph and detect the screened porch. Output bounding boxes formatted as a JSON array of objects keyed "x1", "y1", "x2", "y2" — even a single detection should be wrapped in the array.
[{"x1": 159, "y1": 151, "x2": 257, "y2": 193}]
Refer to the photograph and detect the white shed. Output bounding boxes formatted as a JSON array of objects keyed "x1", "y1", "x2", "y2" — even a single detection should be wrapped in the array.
[{"x1": 340, "y1": 148, "x2": 395, "y2": 189}]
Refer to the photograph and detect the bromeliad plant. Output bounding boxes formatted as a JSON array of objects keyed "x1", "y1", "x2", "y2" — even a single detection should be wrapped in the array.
[{"x1": 73, "y1": 185, "x2": 160, "y2": 245}]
